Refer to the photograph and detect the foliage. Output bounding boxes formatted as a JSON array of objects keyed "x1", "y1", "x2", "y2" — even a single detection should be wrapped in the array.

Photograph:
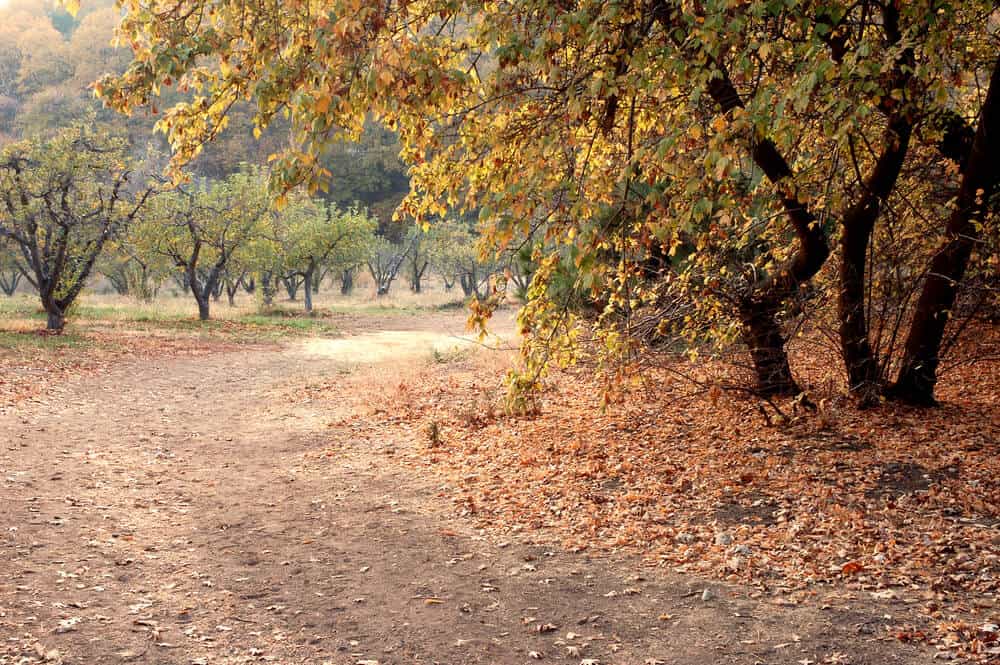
[
  {"x1": 80, "y1": 0, "x2": 999, "y2": 406},
  {"x1": 366, "y1": 236, "x2": 412, "y2": 297},
  {"x1": 425, "y1": 219, "x2": 499, "y2": 299},
  {"x1": 129, "y1": 166, "x2": 271, "y2": 320},
  {"x1": 276, "y1": 195, "x2": 376, "y2": 311},
  {"x1": 0, "y1": 124, "x2": 153, "y2": 329}
]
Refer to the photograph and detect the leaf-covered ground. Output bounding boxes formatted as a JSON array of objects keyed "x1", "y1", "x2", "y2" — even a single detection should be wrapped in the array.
[
  {"x1": 325, "y1": 325, "x2": 1000, "y2": 661},
  {"x1": 2, "y1": 309, "x2": 997, "y2": 663}
]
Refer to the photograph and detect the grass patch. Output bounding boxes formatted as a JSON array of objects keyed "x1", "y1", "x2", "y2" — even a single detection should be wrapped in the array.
[
  {"x1": 430, "y1": 344, "x2": 475, "y2": 364},
  {"x1": 0, "y1": 329, "x2": 93, "y2": 352},
  {"x1": 73, "y1": 304, "x2": 191, "y2": 323},
  {"x1": 238, "y1": 314, "x2": 338, "y2": 333}
]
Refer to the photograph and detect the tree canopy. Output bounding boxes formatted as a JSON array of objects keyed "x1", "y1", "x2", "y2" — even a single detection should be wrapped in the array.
[
  {"x1": 0, "y1": 124, "x2": 154, "y2": 329},
  {"x1": 67, "y1": 0, "x2": 1000, "y2": 406}
]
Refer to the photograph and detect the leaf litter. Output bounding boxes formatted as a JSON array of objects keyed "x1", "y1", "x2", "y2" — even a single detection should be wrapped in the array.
[{"x1": 314, "y1": 326, "x2": 1000, "y2": 661}]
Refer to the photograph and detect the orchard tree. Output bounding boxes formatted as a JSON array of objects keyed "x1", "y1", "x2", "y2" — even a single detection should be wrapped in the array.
[
  {"x1": 0, "y1": 125, "x2": 153, "y2": 330},
  {"x1": 85, "y1": 0, "x2": 999, "y2": 406},
  {"x1": 367, "y1": 236, "x2": 412, "y2": 297},
  {"x1": 403, "y1": 226, "x2": 430, "y2": 294},
  {"x1": 98, "y1": 233, "x2": 173, "y2": 301},
  {"x1": 426, "y1": 220, "x2": 497, "y2": 299},
  {"x1": 240, "y1": 231, "x2": 282, "y2": 308},
  {"x1": 278, "y1": 196, "x2": 376, "y2": 312},
  {"x1": 133, "y1": 167, "x2": 271, "y2": 320},
  {"x1": 0, "y1": 239, "x2": 25, "y2": 296}
]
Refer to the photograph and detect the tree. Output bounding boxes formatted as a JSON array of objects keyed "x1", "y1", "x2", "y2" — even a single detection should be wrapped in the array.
[
  {"x1": 367, "y1": 236, "x2": 412, "y2": 297},
  {"x1": 133, "y1": 167, "x2": 270, "y2": 320},
  {"x1": 889, "y1": 57, "x2": 1000, "y2": 405},
  {"x1": 278, "y1": 197, "x2": 376, "y2": 312},
  {"x1": 403, "y1": 227, "x2": 431, "y2": 294},
  {"x1": 0, "y1": 239, "x2": 25, "y2": 296},
  {"x1": 0, "y1": 126, "x2": 153, "y2": 330},
  {"x1": 87, "y1": 0, "x2": 999, "y2": 405},
  {"x1": 98, "y1": 232, "x2": 173, "y2": 301},
  {"x1": 426, "y1": 219, "x2": 497, "y2": 299}
]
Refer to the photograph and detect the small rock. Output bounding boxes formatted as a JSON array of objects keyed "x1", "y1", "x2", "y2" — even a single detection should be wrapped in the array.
[
  {"x1": 714, "y1": 533, "x2": 733, "y2": 547},
  {"x1": 675, "y1": 533, "x2": 696, "y2": 544},
  {"x1": 732, "y1": 544, "x2": 752, "y2": 555},
  {"x1": 701, "y1": 588, "x2": 715, "y2": 602}
]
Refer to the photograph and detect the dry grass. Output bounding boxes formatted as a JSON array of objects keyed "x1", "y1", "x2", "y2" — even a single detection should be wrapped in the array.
[{"x1": 0, "y1": 273, "x2": 474, "y2": 345}]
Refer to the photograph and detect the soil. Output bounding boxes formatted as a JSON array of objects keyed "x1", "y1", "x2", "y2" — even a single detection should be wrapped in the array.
[{"x1": 1, "y1": 313, "x2": 938, "y2": 664}]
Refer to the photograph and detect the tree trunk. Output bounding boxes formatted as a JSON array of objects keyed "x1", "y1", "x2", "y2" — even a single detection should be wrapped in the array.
[
  {"x1": 173, "y1": 272, "x2": 190, "y2": 294},
  {"x1": 0, "y1": 271, "x2": 20, "y2": 296},
  {"x1": 260, "y1": 271, "x2": 275, "y2": 307},
  {"x1": 892, "y1": 55, "x2": 1000, "y2": 406},
  {"x1": 459, "y1": 272, "x2": 474, "y2": 297},
  {"x1": 739, "y1": 302, "x2": 798, "y2": 396},
  {"x1": 838, "y1": 213, "x2": 881, "y2": 399},
  {"x1": 198, "y1": 297, "x2": 211, "y2": 321},
  {"x1": 45, "y1": 305, "x2": 65, "y2": 332},
  {"x1": 699, "y1": 68, "x2": 830, "y2": 397},
  {"x1": 106, "y1": 270, "x2": 129, "y2": 296},
  {"x1": 303, "y1": 262, "x2": 315, "y2": 313},
  {"x1": 837, "y1": 113, "x2": 912, "y2": 404},
  {"x1": 132, "y1": 266, "x2": 155, "y2": 303},
  {"x1": 410, "y1": 260, "x2": 427, "y2": 293},
  {"x1": 189, "y1": 264, "x2": 213, "y2": 321},
  {"x1": 283, "y1": 276, "x2": 299, "y2": 301},
  {"x1": 340, "y1": 268, "x2": 354, "y2": 295}
]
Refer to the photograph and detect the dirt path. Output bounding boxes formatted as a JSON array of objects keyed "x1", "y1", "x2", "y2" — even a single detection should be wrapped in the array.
[{"x1": 1, "y1": 325, "x2": 935, "y2": 665}]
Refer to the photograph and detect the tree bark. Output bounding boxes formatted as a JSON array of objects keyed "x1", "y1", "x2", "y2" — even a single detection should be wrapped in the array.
[
  {"x1": 838, "y1": 114, "x2": 913, "y2": 403},
  {"x1": 45, "y1": 303, "x2": 65, "y2": 332},
  {"x1": 283, "y1": 275, "x2": 299, "y2": 301},
  {"x1": 705, "y1": 73, "x2": 829, "y2": 396},
  {"x1": 650, "y1": 2, "x2": 832, "y2": 396},
  {"x1": 830, "y1": 4, "x2": 915, "y2": 403},
  {"x1": 303, "y1": 261, "x2": 315, "y2": 313},
  {"x1": 197, "y1": 297, "x2": 211, "y2": 321},
  {"x1": 410, "y1": 260, "x2": 427, "y2": 293},
  {"x1": 891, "y1": 55, "x2": 1000, "y2": 405},
  {"x1": 340, "y1": 267, "x2": 354, "y2": 295},
  {"x1": 459, "y1": 272, "x2": 474, "y2": 297},
  {"x1": 739, "y1": 303, "x2": 797, "y2": 396},
  {"x1": 226, "y1": 279, "x2": 238, "y2": 306},
  {"x1": 187, "y1": 261, "x2": 214, "y2": 321},
  {"x1": 260, "y1": 271, "x2": 275, "y2": 307},
  {"x1": 0, "y1": 271, "x2": 20, "y2": 296}
]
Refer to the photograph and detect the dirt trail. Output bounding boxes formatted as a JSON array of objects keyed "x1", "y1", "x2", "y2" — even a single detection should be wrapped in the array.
[{"x1": 1, "y1": 324, "x2": 933, "y2": 664}]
